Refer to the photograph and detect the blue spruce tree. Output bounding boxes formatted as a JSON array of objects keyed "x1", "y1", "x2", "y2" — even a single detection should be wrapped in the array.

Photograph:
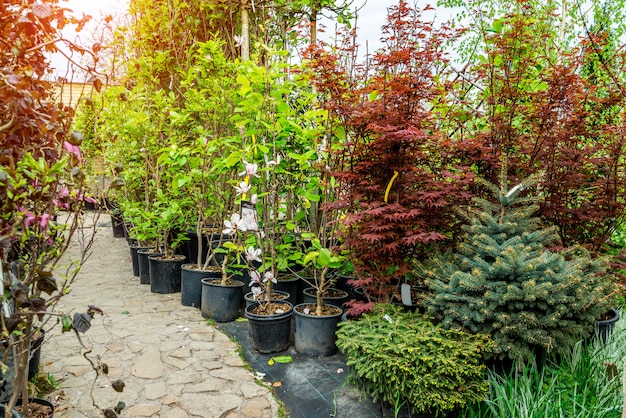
[{"x1": 418, "y1": 167, "x2": 619, "y2": 367}]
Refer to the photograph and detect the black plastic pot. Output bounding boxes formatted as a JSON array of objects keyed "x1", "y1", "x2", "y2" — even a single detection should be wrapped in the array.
[
  {"x1": 0, "y1": 405, "x2": 18, "y2": 418},
  {"x1": 245, "y1": 301, "x2": 293, "y2": 353},
  {"x1": 149, "y1": 254, "x2": 185, "y2": 294},
  {"x1": 0, "y1": 344, "x2": 16, "y2": 404},
  {"x1": 130, "y1": 245, "x2": 152, "y2": 277},
  {"x1": 137, "y1": 248, "x2": 161, "y2": 285},
  {"x1": 201, "y1": 278, "x2": 244, "y2": 322},
  {"x1": 595, "y1": 308, "x2": 621, "y2": 343},
  {"x1": 273, "y1": 276, "x2": 300, "y2": 306},
  {"x1": 302, "y1": 287, "x2": 349, "y2": 308},
  {"x1": 244, "y1": 290, "x2": 290, "y2": 308},
  {"x1": 28, "y1": 329, "x2": 45, "y2": 381},
  {"x1": 294, "y1": 303, "x2": 343, "y2": 357},
  {"x1": 16, "y1": 397, "x2": 55, "y2": 417},
  {"x1": 181, "y1": 265, "x2": 220, "y2": 308},
  {"x1": 184, "y1": 227, "x2": 228, "y2": 266}
]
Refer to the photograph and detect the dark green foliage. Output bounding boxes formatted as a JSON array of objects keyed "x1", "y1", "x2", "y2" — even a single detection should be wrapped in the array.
[
  {"x1": 336, "y1": 304, "x2": 494, "y2": 414},
  {"x1": 419, "y1": 169, "x2": 619, "y2": 367}
]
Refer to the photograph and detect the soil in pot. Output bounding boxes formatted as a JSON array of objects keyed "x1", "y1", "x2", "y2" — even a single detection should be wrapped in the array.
[
  {"x1": 244, "y1": 290, "x2": 290, "y2": 308},
  {"x1": 15, "y1": 398, "x2": 54, "y2": 418},
  {"x1": 294, "y1": 303, "x2": 343, "y2": 357}
]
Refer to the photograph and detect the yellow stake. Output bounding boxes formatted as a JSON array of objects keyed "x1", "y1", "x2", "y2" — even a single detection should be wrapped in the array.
[{"x1": 384, "y1": 171, "x2": 399, "y2": 203}]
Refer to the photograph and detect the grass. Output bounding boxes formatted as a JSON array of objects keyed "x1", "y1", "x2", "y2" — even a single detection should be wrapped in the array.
[{"x1": 462, "y1": 310, "x2": 626, "y2": 418}]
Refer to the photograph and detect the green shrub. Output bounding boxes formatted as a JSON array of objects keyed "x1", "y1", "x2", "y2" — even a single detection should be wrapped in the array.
[{"x1": 336, "y1": 304, "x2": 494, "y2": 414}]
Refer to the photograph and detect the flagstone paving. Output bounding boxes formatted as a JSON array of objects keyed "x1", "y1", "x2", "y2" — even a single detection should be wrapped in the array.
[
  {"x1": 42, "y1": 213, "x2": 401, "y2": 418},
  {"x1": 43, "y1": 214, "x2": 280, "y2": 418}
]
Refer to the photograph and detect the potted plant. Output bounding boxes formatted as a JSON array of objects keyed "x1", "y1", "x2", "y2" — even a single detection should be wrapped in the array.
[
  {"x1": 304, "y1": 7, "x2": 476, "y2": 317},
  {"x1": 0, "y1": 151, "x2": 109, "y2": 415},
  {"x1": 293, "y1": 237, "x2": 346, "y2": 356}
]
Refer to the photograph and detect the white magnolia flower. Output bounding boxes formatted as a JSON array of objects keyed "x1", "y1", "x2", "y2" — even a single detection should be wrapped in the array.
[
  {"x1": 266, "y1": 154, "x2": 281, "y2": 167},
  {"x1": 222, "y1": 213, "x2": 246, "y2": 234},
  {"x1": 234, "y1": 181, "x2": 252, "y2": 195},
  {"x1": 249, "y1": 270, "x2": 261, "y2": 286},
  {"x1": 263, "y1": 271, "x2": 277, "y2": 284},
  {"x1": 251, "y1": 286, "x2": 263, "y2": 299},
  {"x1": 250, "y1": 193, "x2": 258, "y2": 204},
  {"x1": 245, "y1": 246, "x2": 262, "y2": 263}
]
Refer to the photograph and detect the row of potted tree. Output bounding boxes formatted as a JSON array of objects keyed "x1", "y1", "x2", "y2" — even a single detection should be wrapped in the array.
[{"x1": 75, "y1": 0, "x2": 626, "y2": 414}]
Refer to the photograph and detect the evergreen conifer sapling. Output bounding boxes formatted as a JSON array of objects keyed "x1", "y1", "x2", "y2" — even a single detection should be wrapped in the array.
[{"x1": 418, "y1": 168, "x2": 619, "y2": 367}]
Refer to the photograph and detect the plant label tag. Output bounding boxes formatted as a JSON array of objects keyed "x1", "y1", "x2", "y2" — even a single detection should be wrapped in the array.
[
  {"x1": 401, "y1": 283, "x2": 412, "y2": 306},
  {"x1": 241, "y1": 201, "x2": 258, "y2": 231}
]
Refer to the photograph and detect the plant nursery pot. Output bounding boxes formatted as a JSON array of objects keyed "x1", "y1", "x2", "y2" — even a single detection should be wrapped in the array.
[
  {"x1": 130, "y1": 245, "x2": 152, "y2": 277},
  {"x1": 0, "y1": 345, "x2": 16, "y2": 404},
  {"x1": 294, "y1": 303, "x2": 343, "y2": 357},
  {"x1": 16, "y1": 397, "x2": 55, "y2": 417},
  {"x1": 244, "y1": 290, "x2": 290, "y2": 308},
  {"x1": 245, "y1": 301, "x2": 293, "y2": 353},
  {"x1": 149, "y1": 254, "x2": 186, "y2": 294},
  {"x1": 184, "y1": 227, "x2": 227, "y2": 266},
  {"x1": 28, "y1": 328, "x2": 45, "y2": 381},
  {"x1": 0, "y1": 405, "x2": 18, "y2": 418},
  {"x1": 302, "y1": 287, "x2": 349, "y2": 308},
  {"x1": 273, "y1": 275, "x2": 300, "y2": 306},
  {"x1": 137, "y1": 248, "x2": 161, "y2": 285},
  {"x1": 201, "y1": 278, "x2": 244, "y2": 322},
  {"x1": 595, "y1": 307, "x2": 621, "y2": 343},
  {"x1": 181, "y1": 265, "x2": 220, "y2": 308},
  {"x1": 110, "y1": 210, "x2": 125, "y2": 238}
]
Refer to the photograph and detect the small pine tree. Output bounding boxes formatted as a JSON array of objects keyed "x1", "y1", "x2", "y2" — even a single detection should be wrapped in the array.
[{"x1": 418, "y1": 167, "x2": 619, "y2": 367}]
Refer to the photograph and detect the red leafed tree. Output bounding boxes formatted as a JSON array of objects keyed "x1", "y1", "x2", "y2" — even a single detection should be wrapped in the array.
[
  {"x1": 0, "y1": 0, "x2": 93, "y2": 164},
  {"x1": 450, "y1": 7, "x2": 626, "y2": 252},
  {"x1": 306, "y1": 1, "x2": 475, "y2": 314}
]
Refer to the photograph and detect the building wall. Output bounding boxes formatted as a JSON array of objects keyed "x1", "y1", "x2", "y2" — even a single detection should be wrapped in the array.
[{"x1": 52, "y1": 81, "x2": 94, "y2": 108}]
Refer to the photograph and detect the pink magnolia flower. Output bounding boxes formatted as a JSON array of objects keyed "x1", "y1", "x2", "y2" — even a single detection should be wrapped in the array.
[
  {"x1": 58, "y1": 187, "x2": 70, "y2": 199},
  {"x1": 63, "y1": 141, "x2": 82, "y2": 163},
  {"x1": 22, "y1": 210, "x2": 36, "y2": 228},
  {"x1": 39, "y1": 213, "x2": 51, "y2": 230},
  {"x1": 244, "y1": 246, "x2": 262, "y2": 263},
  {"x1": 250, "y1": 285, "x2": 263, "y2": 299},
  {"x1": 249, "y1": 194, "x2": 258, "y2": 204},
  {"x1": 238, "y1": 161, "x2": 259, "y2": 178}
]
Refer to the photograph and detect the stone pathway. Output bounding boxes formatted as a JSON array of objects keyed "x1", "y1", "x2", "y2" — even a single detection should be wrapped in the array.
[{"x1": 43, "y1": 213, "x2": 281, "y2": 418}]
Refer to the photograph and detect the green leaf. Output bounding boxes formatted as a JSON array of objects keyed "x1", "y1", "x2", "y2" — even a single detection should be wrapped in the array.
[
  {"x1": 271, "y1": 356, "x2": 293, "y2": 364},
  {"x1": 303, "y1": 251, "x2": 319, "y2": 265},
  {"x1": 318, "y1": 248, "x2": 331, "y2": 266}
]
